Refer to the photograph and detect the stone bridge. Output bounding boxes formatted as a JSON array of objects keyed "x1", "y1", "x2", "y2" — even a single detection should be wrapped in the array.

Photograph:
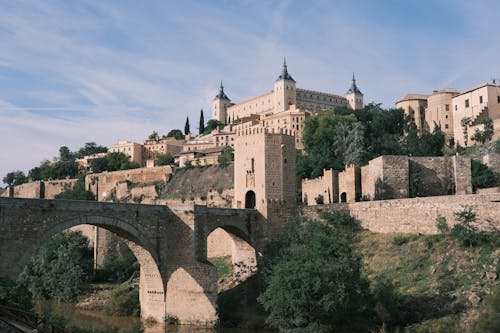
[{"x1": 0, "y1": 197, "x2": 265, "y2": 326}]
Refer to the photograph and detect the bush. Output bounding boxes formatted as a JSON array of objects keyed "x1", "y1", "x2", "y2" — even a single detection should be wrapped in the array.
[
  {"x1": 258, "y1": 218, "x2": 372, "y2": 331},
  {"x1": 95, "y1": 254, "x2": 139, "y2": 283},
  {"x1": 435, "y1": 216, "x2": 449, "y2": 234},
  {"x1": 314, "y1": 194, "x2": 324, "y2": 204},
  {"x1": 392, "y1": 234, "x2": 410, "y2": 246},
  {"x1": 104, "y1": 283, "x2": 140, "y2": 316},
  {"x1": 471, "y1": 159, "x2": 495, "y2": 191},
  {"x1": 450, "y1": 206, "x2": 482, "y2": 247},
  {"x1": 19, "y1": 231, "x2": 93, "y2": 301},
  {"x1": 0, "y1": 277, "x2": 32, "y2": 310},
  {"x1": 55, "y1": 176, "x2": 95, "y2": 201}
]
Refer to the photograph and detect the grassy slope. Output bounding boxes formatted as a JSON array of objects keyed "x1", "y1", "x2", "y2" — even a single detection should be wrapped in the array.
[{"x1": 354, "y1": 230, "x2": 499, "y2": 329}]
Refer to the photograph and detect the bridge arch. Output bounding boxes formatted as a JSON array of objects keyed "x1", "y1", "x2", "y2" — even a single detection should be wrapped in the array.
[{"x1": 14, "y1": 215, "x2": 166, "y2": 322}]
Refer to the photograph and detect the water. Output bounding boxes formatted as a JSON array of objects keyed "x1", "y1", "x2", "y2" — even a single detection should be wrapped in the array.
[{"x1": 35, "y1": 300, "x2": 274, "y2": 333}]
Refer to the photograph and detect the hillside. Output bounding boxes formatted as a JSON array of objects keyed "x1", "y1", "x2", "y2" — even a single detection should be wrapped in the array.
[
  {"x1": 354, "y1": 230, "x2": 499, "y2": 331},
  {"x1": 159, "y1": 163, "x2": 234, "y2": 200}
]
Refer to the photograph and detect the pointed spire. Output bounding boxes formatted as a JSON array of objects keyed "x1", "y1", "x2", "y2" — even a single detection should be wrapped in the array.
[
  {"x1": 276, "y1": 57, "x2": 295, "y2": 82},
  {"x1": 347, "y1": 73, "x2": 362, "y2": 94},
  {"x1": 214, "y1": 80, "x2": 230, "y2": 100}
]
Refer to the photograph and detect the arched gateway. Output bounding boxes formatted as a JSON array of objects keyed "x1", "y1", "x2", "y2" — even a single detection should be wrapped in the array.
[{"x1": 0, "y1": 197, "x2": 259, "y2": 326}]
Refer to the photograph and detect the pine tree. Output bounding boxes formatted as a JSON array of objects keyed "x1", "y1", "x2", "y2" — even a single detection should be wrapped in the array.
[
  {"x1": 184, "y1": 116, "x2": 190, "y2": 135},
  {"x1": 199, "y1": 109, "x2": 205, "y2": 135}
]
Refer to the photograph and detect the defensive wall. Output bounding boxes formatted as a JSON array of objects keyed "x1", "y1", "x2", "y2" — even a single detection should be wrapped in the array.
[
  {"x1": 0, "y1": 179, "x2": 78, "y2": 199},
  {"x1": 301, "y1": 192, "x2": 500, "y2": 234},
  {"x1": 302, "y1": 154, "x2": 473, "y2": 205}
]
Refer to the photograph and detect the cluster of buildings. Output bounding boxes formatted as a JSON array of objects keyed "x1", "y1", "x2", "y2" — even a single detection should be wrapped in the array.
[
  {"x1": 77, "y1": 60, "x2": 365, "y2": 170},
  {"x1": 76, "y1": 60, "x2": 499, "y2": 173},
  {"x1": 396, "y1": 81, "x2": 500, "y2": 145}
]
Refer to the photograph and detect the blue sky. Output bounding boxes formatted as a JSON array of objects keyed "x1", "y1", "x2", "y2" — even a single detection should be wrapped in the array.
[{"x1": 1, "y1": 0, "x2": 499, "y2": 184}]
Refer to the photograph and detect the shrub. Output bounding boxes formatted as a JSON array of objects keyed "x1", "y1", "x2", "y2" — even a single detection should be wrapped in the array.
[
  {"x1": 95, "y1": 254, "x2": 139, "y2": 283},
  {"x1": 392, "y1": 234, "x2": 409, "y2": 246},
  {"x1": 435, "y1": 216, "x2": 449, "y2": 234},
  {"x1": 258, "y1": 219, "x2": 372, "y2": 331},
  {"x1": 471, "y1": 285, "x2": 500, "y2": 332},
  {"x1": 104, "y1": 283, "x2": 140, "y2": 316},
  {"x1": 19, "y1": 231, "x2": 93, "y2": 301},
  {"x1": 0, "y1": 277, "x2": 32, "y2": 310},
  {"x1": 450, "y1": 206, "x2": 483, "y2": 247},
  {"x1": 471, "y1": 159, "x2": 495, "y2": 191},
  {"x1": 314, "y1": 194, "x2": 324, "y2": 204}
]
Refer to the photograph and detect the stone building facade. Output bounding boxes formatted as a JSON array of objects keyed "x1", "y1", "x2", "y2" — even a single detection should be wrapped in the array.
[{"x1": 397, "y1": 80, "x2": 500, "y2": 145}]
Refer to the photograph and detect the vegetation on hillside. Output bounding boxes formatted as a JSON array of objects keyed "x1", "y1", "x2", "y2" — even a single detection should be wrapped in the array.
[
  {"x1": 54, "y1": 176, "x2": 95, "y2": 200},
  {"x1": 298, "y1": 104, "x2": 447, "y2": 179}
]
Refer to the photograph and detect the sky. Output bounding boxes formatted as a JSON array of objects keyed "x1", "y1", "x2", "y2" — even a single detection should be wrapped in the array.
[{"x1": 1, "y1": 0, "x2": 499, "y2": 185}]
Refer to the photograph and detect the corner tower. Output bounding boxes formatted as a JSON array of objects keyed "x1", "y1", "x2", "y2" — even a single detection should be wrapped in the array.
[
  {"x1": 345, "y1": 73, "x2": 363, "y2": 110},
  {"x1": 273, "y1": 58, "x2": 296, "y2": 112},
  {"x1": 212, "y1": 81, "x2": 231, "y2": 123}
]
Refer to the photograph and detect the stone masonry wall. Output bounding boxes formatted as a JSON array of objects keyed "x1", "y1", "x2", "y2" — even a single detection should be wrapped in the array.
[
  {"x1": 301, "y1": 169, "x2": 338, "y2": 205},
  {"x1": 338, "y1": 166, "x2": 361, "y2": 202},
  {"x1": 86, "y1": 165, "x2": 172, "y2": 201},
  {"x1": 1, "y1": 179, "x2": 77, "y2": 199},
  {"x1": 409, "y1": 156, "x2": 453, "y2": 196},
  {"x1": 301, "y1": 193, "x2": 500, "y2": 234}
]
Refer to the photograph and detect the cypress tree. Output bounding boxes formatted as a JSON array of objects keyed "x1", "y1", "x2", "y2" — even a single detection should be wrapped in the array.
[
  {"x1": 199, "y1": 109, "x2": 205, "y2": 135},
  {"x1": 184, "y1": 116, "x2": 190, "y2": 135}
]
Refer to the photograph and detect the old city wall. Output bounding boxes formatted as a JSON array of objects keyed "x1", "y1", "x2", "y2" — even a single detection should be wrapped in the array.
[
  {"x1": 301, "y1": 169, "x2": 338, "y2": 205},
  {"x1": 338, "y1": 165, "x2": 361, "y2": 203},
  {"x1": 409, "y1": 156, "x2": 453, "y2": 196},
  {"x1": 0, "y1": 179, "x2": 77, "y2": 199},
  {"x1": 301, "y1": 193, "x2": 500, "y2": 234},
  {"x1": 86, "y1": 165, "x2": 173, "y2": 202},
  {"x1": 483, "y1": 152, "x2": 500, "y2": 185}
]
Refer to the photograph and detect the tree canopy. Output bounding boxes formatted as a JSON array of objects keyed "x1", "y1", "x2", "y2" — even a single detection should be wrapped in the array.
[
  {"x1": 199, "y1": 109, "x2": 205, "y2": 135},
  {"x1": 19, "y1": 231, "x2": 93, "y2": 301},
  {"x1": 2, "y1": 170, "x2": 28, "y2": 186},
  {"x1": 89, "y1": 152, "x2": 140, "y2": 173},
  {"x1": 298, "y1": 104, "x2": 447, "y2": 179},
  {"x1": 185, "y1": 116, "x2": 190, "y2": 135},
  {"x1": 164, "y1": 129, "x2": 185, "y2": 140},
  {"x1": 259, "y1": 214, "x2": 371, "y2": 331}
]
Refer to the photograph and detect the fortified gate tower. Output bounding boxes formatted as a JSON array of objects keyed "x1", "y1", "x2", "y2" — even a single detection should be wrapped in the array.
[{"x1": 234, "y1": 127, "x2": 297, "y2": 237}]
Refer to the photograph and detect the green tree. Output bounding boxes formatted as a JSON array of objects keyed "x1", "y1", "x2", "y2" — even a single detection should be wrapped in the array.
[
  {"x1": 19, "y1": 231, "x2": 93, "y2": 301},
  {"x1": 148, "y1": 131, "x2": 159, "y2": 140},
  {"x1": 472, "y1": 118, "x2": 494, "y2": 144},
  {"x1": 76, "y1": 142, "x2": 108, "y2": 158},
  {"x1": 302, "y1": 112, "x2": 357, "y2": 177},
  {"x1": 154, "y1": 153, "x2": 174, "y2": 166},
  {"x1": 471, "y1": 159, "x2": 495, "y2": 191},
  {"x1": 0, "y1": 278, "x2": 32, "y2": 310},
  {"x1": 204, "y1": 119, "x2": 223, "y2": 135},
  {"x1": 28, "y1": 160, "x2": 78, "y2": 181},
  {"x1": 164, "y1": 129, "x2": 185, "y2": 140},
  {"x1": 406, "y1": 123, "x2": 445, "y2": 156},
  {"x1": 334, "y1": 121, "x2": 366, "y2": 166},
  {"x1": 3, "y1": 170, "x2": 28, "y2": 186},
  {"x1": 184, "y1": 116, "x2": 190, "y2": 135},
  {"x1": 259, "y1": 218, "x2": 371, "y2": 331},
  {"x1": 199, "y1": 109, "x2": 205, "y2": 135},
  {"x1": 55, "y1": 176, "x2": 95, "y2": 200},
  {"x1": 59, "y1": 146, "x2": 74, "y2": 161},
  {"x1": 218, "y1": 147, "x2": 234, "y2": 167},
  {"x1": 89, "y1": 152, "x2": 140, "y2": 173},
  {"x1": 461, "y1": 117, "x2": 472, "y2": 147}
]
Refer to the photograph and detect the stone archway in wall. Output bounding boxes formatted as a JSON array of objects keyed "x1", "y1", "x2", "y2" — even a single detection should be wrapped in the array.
[
  {"x1": 206, "y1": 226, "x2": 257, "y2": 288},
  {"x1": 17, "y1": 216, "x2": 166, "y2": 323},
  {"x1": 245, "y1": 191, "x2": 256, "y2": 209},
  {"x1": 340, "y1": 192, "x2": 347, "y2": 203}
]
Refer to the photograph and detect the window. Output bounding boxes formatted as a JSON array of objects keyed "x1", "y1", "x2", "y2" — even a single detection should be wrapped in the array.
[
  {"x1": 445, "y1": 124, "x2": 449, "y2": 129},
  {"x1": 480, "y1": 96, "x2": 483, "y2": 104},
  {"x1": 465, "y1": 99, "x2": 469, "y2": 108},
  {"x1": 498, "y1": 96, "x2": 500, "y2": 103},
  {"x1": 455, "y1": 105, "x2": 458, "y2": 111},
  {"x1": 445, "y1": 104, "x2": 449, "y2": 111},
  {"x1": 445, "y1": 115, "x2": 448, "y2": 119}
]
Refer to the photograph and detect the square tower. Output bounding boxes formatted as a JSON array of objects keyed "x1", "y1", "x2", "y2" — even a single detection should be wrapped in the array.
[{"x1": 233, "y1": 128, "x2": 296, "y2": 217}]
